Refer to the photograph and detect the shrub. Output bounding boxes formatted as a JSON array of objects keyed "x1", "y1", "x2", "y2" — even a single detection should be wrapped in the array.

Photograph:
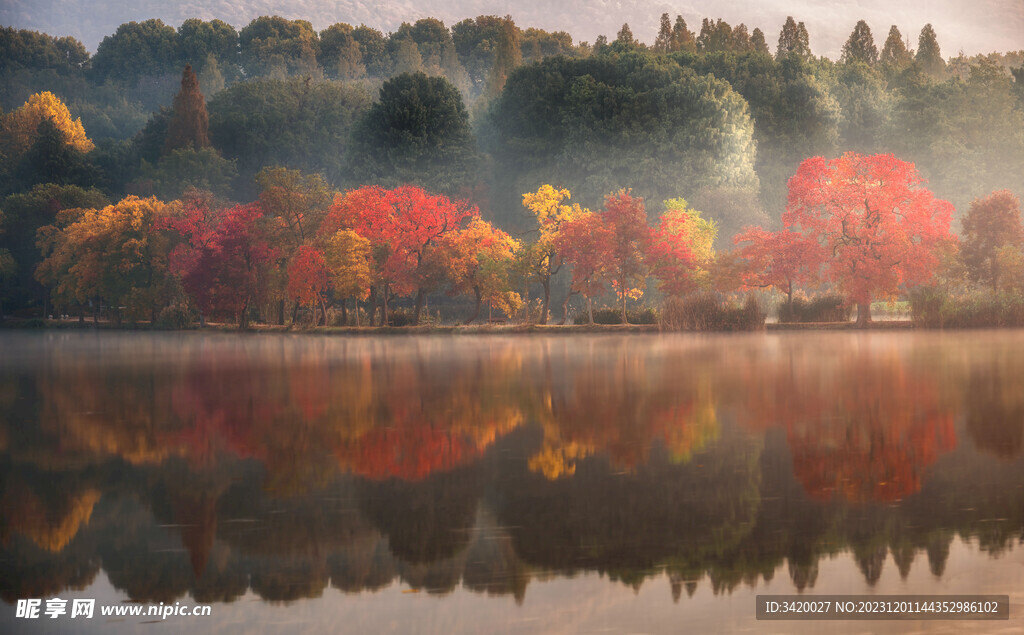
[
  {"x1": 911, "y1": 288, "x2": 1024, "y2": 328},
  {"x1": 778, "y1": 293, "x2": 851, "y2": 323},
  {"x1": 386, "y1": 308, "x2": 413, "y2": 327},
  {"x1": 590, "y1": 307, "x2": 658, "y2": 325},
  {"x1": 660, "y1": 294, "x2": 764, "y2": 331},
  {"x1": 154, "y1": 304, "x2": 196, "y2": 329}
]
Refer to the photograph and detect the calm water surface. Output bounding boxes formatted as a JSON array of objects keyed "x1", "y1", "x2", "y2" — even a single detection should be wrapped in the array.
[{"x1": 1, "y1": 331, "x2": 1023, "y2": 633}]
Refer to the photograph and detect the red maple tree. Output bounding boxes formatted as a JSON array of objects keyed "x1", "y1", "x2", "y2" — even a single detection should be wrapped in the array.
[
  {"x1": 784, "y1": 153, "x2": 954, "y2": 324},
  {"x1": 734, "y1": 226, "x2": 823, "y2": 309},
  {"x1": 553, "y1": 212, "x2": 611, "y2": 324},
  {"x1": 343, "y1": 185, "x2": 477, "y2": 324},
  {"x1": 287, "y1": 245, "x2": 331, "y2": 325},
  {"x1": 165, "y1": 199, "x2": 276, "y2": 328}
]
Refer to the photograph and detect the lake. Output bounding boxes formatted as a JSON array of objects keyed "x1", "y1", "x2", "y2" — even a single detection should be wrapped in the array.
[{"x1": 1, "y1": 330, "x2": 1022, "y2": 633}]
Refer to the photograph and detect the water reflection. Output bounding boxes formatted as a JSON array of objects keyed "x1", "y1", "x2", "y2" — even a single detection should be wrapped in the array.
[{"x1": 1, "y1": 331, "x2": 1023, "y2": 615}]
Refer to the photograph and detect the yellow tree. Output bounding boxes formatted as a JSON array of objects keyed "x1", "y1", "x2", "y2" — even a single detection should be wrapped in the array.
[
  {"x1": 36, "y1": 196, "x2": 175, "y2": 324},
  {"x1": 521, "y1": 184, "x2": 587, "y2": 323},
  {"x1": 656, "y1": 197, "x2": 718, "y2": 295},
  {"x1": 0, "y1": 91, "x2": 94, "y2": 160},
  {"x1": 321, "y1": 229, "x2": 372, "y2": 325},
  {"x1": 443, "y1": 217, "x2": 522, "y2": 324}
]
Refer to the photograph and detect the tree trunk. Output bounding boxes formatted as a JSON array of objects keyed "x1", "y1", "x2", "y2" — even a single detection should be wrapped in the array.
[
  {"x1": 381, "y1": 285, "x2": 389, "y2": 326},
  {"x1": 413, "y1": 289, "x2": 425, "y2": 325},
  {"x1": 367, "y1": 288, "x2": 378, "y2": 326},
  {"x1": 341, "y1": 300, "x2": 348, "y2": 326},
  {"x1": 856, "y1": 302, "x2": 872, "y2": 326},
  {"x1": 199, "y1": 311, "x2": 206, "y2": 328},
  {"x1": 621, "y1": 292, "x2": 628, "y2": 324},
  {"x1": 290, "y1": 301, "x2": 300, "y2": 325},
  {"x1": 239, "y1": 300, "x2": 249, "y2": 330},
  {"x1": 540, "y1": 278, "x2": 550, "y2": 325},
  {"x1": 560, "y1": 290, "x2": 578, "y2": 325},
  {"x1": 276, "y1": 299, "x2": 285, "y2": 326},
  {"x1": 588, "y1": 295, "x2": 594, "y2": 324},
  {"x1": 78, "y1": 306, "x2": 84, "y2": 324},
  {"x1": 465, "y1": 286, "x2": 482, "y2": 325}
]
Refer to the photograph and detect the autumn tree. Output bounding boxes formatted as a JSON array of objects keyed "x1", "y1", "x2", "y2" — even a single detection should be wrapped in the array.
[
  {"x1": 783, "y1": 153, "x2": 954, "y2": 324},
  {"x1": 601, "y1": 190, "x2": 655, "y2": 323},
  {"x1": 444, "y1": 217, "x2": 522, "y2": 324},
  {"x1": 841, "y1": 21, "x2": 878, "y2": 66},
  {"x1": 164, "y1": 196, "x2": 276, "y2": 328},
  {"x1": 337, "y1": 185, "x2": 476, "y2": 325},
  {"x1": 35, "y1": 196, "x2": 175, "y2": 324},
  {"x1": 651, "y1": 198, "x2": 715, "y2": 296},
  {"x1": 164, "y1": 64, "x2": 211, "y2": 153},
  {"x1": 960, "y1": 190, "x2": 1024, "y2": 291},
  {"x1": 734, "y1": 227, "x2": 823, "y2": 310},
  {"x1": 521, "y1": 184, "x2": 587, "y2": 324},
  {"x1": 0, "y1": 91, "x2": 93, "y2": 162},
  {"x1": 286, "y1": 245, "x2": 330, "y2": 325},
  {"x1": 673, "y1": 16, "x2": 697, "y2": 53},
  {"x1": 554, "y1": 212, "x2": 609, "y2": 324},
  {"x1": 321, "y1": 229, "x2": 372, "y2": 325}
]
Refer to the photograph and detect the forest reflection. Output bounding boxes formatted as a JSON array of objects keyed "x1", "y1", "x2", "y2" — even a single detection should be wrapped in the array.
[{"x1": 1, "y1": 332, "x2": 1023, "y2": 606}]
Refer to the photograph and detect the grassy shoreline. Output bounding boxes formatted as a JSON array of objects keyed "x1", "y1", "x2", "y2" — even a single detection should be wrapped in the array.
[{"x1": 0, "y1": 317, "x2": 925, "y2": 334}]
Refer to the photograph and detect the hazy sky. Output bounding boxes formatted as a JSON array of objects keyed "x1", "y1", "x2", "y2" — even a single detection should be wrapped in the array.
[{"x1": 2, "y1": 0, "x2": 1022, "y2": 57}]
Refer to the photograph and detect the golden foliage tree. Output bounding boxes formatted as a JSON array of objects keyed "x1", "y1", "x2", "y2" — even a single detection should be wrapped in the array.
[{"x1": 0, "y1": 91, "x2": 94, "y2": 160}]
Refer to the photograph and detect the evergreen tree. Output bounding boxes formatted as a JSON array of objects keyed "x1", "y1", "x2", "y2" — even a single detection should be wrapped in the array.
[
  {"x1": 750, "y1": 28, "x2": 769, "y2": 55},
  {"x1": 616, "y1": 23, "x2": 638, "y2": 48},
  {"x1": 164, "y1": 64, "x2": 210, "y2": 154},
  {"x1": 916, "y1": 24, "x2": 945, "y2": 77},
  {"x1": 654, "y1": 13, "x2": 673, "y2": 54},
  {"x1": 776, "y1": 16, "x2": 811, "y2": 59},
  {"x1": 484, "y1": 15, "x2": 520, "y2": 99},
  {"x1": 673, "y1": 16, "x2": 696, "y2": 53},
  {"x1": 880, "y1": 25, "x2": 913, "y2": 67},
  {"x1": 841, "y1": 21, "x2": 878, "y2": 65}
]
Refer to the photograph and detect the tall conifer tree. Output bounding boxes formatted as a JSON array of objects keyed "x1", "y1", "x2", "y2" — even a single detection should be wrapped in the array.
[{"x1": 164, "y1": 64, "x2": 211, "y2": 153}]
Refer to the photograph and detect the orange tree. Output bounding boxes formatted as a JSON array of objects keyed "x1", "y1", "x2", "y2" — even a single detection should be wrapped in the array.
[
  {"x1": 601, "y1": 190, "x2": 656, "y2": 324},
  {"x1": 784, "y1": 153, "x2": 954, "y2": 324},
  {"x1": 734, "y1": 226, "x2": 823, "y2": 310},
  {"x1": 960, "y1": 189, "x2": 1023, "y2": 291},
  {"x1": 553, "y1": 212, "x2": 610, "y2": 324},
  {"x1": 334, "y1": 185, "x2": 476, "y2": 325}
]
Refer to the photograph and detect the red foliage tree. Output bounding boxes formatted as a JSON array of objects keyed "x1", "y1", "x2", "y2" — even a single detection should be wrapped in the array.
[
  {"x1": 165, "y1": 198, "x2": 276, "y2": 328},
  {"x1": 600, "y1": 190, "x2": 656, "y2": 323},
  {"x1": 734, "y1": 226, "x2": 823, "y2": 308},
  {"x1": 784, "y1": 153, "x2": 954, "y2": 324},
  {"x1": 649, "y1": 211, "x2": 699, "y2": 298},
  {"x1": 554, "y1": 212, "x2": 611, "y2": 324},
  {"x1": 960, "y1": 189, "x2": 1024, "y2": 291},
  {"x1": 341, "y1": 185, "x2": 477, "y2": 325},
  {"x1": 287, "y1": 245, "x2": 330, "y2": 325}
]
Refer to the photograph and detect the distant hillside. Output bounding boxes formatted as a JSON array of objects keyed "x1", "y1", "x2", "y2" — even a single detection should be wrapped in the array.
[{"x1": 3, "y1": 0, "x2": 1023, "y2": 57}]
